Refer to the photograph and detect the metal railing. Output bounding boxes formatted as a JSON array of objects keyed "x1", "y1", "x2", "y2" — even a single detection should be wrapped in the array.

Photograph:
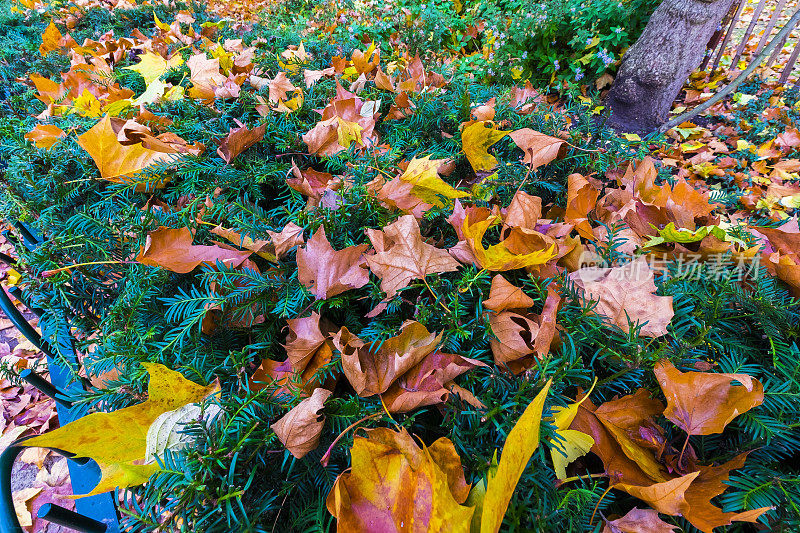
[
  {"x1": 0, "y1": 222, "x2": 120, "y2": 532},
  {"x1": 703, "y1": 0, "x2": 800, "y2": 85}
]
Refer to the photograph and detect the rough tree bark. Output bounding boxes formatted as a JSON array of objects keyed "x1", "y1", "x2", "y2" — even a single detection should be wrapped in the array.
[{"x1": 606, "y1": 0, "x2": 737, "y2": 133}]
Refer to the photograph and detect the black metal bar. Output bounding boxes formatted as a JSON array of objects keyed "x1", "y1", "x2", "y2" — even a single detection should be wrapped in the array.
[
  {"x1": 0, "y1": 445, "x2": 24, "y2": 533},
  {"x1": 0, "y1": 252, "x2": 16, "y2": 266},
  {"x1": 20, "y1": 368, "x2": 73, "y2": 408},
  {"x1": 38, "y1": 503, "x2": 108, "y2": 533},
  {"x1": 0, "y1": 285, "x2": 50, "y2": 356},
  {"x1": 11, "y1": 222, "x2": 40, "y2": 251}
]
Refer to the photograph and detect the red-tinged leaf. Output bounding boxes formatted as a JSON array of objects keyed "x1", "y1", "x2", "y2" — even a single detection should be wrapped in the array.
[
  {"x1": 137, "y1": 227, "x2": 251, "y2": 273},
  {"x1": 296, "y1": 227, "x2": 369, "y2": 300},
  {"x1": 653, "y1": 359, "x2": 764, "y2": 436}
]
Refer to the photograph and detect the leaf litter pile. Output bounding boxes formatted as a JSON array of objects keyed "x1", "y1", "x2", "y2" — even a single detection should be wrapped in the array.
[{"x1": 2, "y1": 0, "x2": 800, "y2": 531}]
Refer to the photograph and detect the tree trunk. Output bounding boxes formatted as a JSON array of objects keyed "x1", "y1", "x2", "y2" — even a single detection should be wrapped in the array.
[{"x1": 606, "y1": 0, "x2": 737, "y2": 133}]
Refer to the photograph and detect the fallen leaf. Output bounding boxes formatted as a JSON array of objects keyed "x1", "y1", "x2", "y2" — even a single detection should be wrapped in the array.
[
  {"x1": 23, "y1": 363, "x2": 219, "y2": 496},
  {"x1": 482, "y1": 275, "x2": 535, "y2": 313},
  {"x1": 365, "y1": 215, "x2": 461, "y2": 298},
  {"x1": 326, "y1": 427, "x2": 474, "y2": 531},
  {"x1": 615, "y1": 472, "x2": 698, "y2": 517},
  {"x1": 653, "y1": 359, "x2": 764, "y2": 436},
  {"x1": 682, "y1": 452, "x2": 772, "y2": 533},
  {"x1": 217, "y1": 122, "x2": 266, "y2": 163},
  {"x1": 602, "y1": 507, "x2": 678, "y2": 533},
  {"x1": 339, "y1": 321, "x2": 441, "y2": 396},
  {"x1": 462, "y1": 121, "x2": 510, "y2": 173},
  {"x1": 296, "y1": 227, "x2": 369, "y2": 299},
  {"x1": 271, "y1": 388, "x2": 332, "y2": 459},
  {"x1": 504, "y1": 191, "x2": 542, "y2": 230},
  {"x1": 508, "y1": 129, "x2": 566, "y2": 169},
  {"x1": 398, "y1": 156, "x2": 469, "y2": 206},
  {"x1": 479, "y1": 378, "x2": 552, "y2": 533},
  {"x1": 463, "y1": 215, "x2": 557, "y2": 271},
  {"x1": 137, "y1": 227, "x2": 251, "y2": 274},
  {"x1": 566, "y1": 173, "x2": 600, "y2": 240},
  {"x1": 382, "y1": 351, "x2": 486, "y2": 413},
  {"x1": 77, "y1": 115, "x2": 181, "y2": 188},
  {"x1": 39, "y1": 21, "x2": 63, "y2": 56},
  {"x1": 24, "y1": 124, "x2": 65, "y2": 149},
  {"x1": 568, "y1": 258, "x2": 674, "y2": 337},
  {"x1": 124, "y1": 51, "x2": 184, "y2": 85}
]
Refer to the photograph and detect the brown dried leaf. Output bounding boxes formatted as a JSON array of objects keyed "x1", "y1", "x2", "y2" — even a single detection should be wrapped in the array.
[
  {"x1": 568, "y1": 258, "x2": 674, "y2": 338},
  {"x1": 508, "y1": 128, "x2": 567, "y2": 170},
  {"x1": 137, "y1": 227, "x2": 251, "y2": 274},
  {"x1": 653, "y1": 359, "x2": 764, "y2": 436},
  {"x1": 216, "y1": 122, "x2": 266, "y2": 164},
  {"x1": 365, "y1": 215, "x2": 461, "y2": 298},
  {"x1": 296, "y1": 227, "x2": 369, "y2": 300},
  {"x1": 482, "y1": 275, "x2": 535, "y2": 313},
  {"x1": 271, "y1": 388, "x2": 332, "y2": 459}
]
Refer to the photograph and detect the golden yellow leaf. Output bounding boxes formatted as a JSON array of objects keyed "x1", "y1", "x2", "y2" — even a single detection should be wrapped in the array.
[
  {"x1": 76, "y1": 115, "x2": 181, "y2": 188},
  {"x1": 124, "y1": 51, "x2": 184, "y2": 85},
  {"x1": 23, "y1": 363, "x2": 219, "y2": 496},
  {"x1": 479, "y1": 378, "x2": 552, "y2": 533},
  {"x1": 462, "y1": 121, "x2": 510, "y2": 173},
  {"x1": 399, "y1": 155, "x2": 469, "y2": 206},
  {"x1": 463, "y1": 215, "x2": 557, "y2": 271}
]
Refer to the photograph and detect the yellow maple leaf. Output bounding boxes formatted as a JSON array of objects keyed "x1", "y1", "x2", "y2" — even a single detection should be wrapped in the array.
[
  {"x1": 463, "y1": 215, "x2": 557, "y2": 271},
  {"x1": 336, "y1": 117, "x2": 363, "y2": 149},
  {"x1": 462, "y1": 121, "x2": 510, "y2": 173},
  {"x1": 72, "y1": 89, "x2": 103, "y2": 118},
  {"x1": 476, "y1": 379, "x2": 552, "y2": 533},
  {"x1": 124, "y1": 51, "x2": 184, "y2": 85},
  {"x1": 76, "y1": 114, "x2": 181, "y2": 189},
  {"x1": 399, "y1": 155, "x2": 469, "y2": 206},
  {"x1": 23, "y1": 363, "x2": 219, "y2": 496}
]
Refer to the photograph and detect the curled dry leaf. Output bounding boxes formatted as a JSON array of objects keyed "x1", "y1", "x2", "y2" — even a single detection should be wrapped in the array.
[
  {"x1": 24, "y1": 124, "x2": 65, "y2": 149},
  {"x1": 284, "y1": 312, "x2": 336, "y2": 372},
  {"x1": 463, "y1": 215, "x2": 557, "y2": 272},
  {"x1": 566, "y1": 173, "x2": 600, "y2": 240},
  {"x1": 602, "y1": 507, "x2": 678, "y2": 533},
  {"x1": 653, "y1": 359, "x2": 764, "y2": 436},
  {"x1": 508, "y1": 128, "x2": 566, "y2": 170},
  {"x1": 296, "y1": 226, "x2": 369, "y2": 300},
  {"x1": 326, "y1": 427, "x2": 474, "y2": 532},
  {"x1": 137, "y1": 226, "x2": 251, "y2": 274},
  {"x1": 365, "y1": 215, "x2": 461, "y2": 298},
  {"x1": 210, "y1": 222, "x2": 303, "y2": 261},
  {"x1": 77, "y1": 114, "x2": 182, "y2": 188},
  {"x1": 462, "y1": 121, "x2": 510, "y2": 173},
  {"x1": 24, "y1": 364, "x2": 219, "y2": 496},
  {"x1": 568, "y1": 257, "x2": 674, "y2": 338},
  {"x1": 382, "y1": 351, "x2": 487, "y2": 413},
  {"x1": 337, "y1": 320, "x2": 441, "y2": 397},
  {"x1": 216, "y1": 122, "x2": 266, "y2": 163},
  {"x1": 271, "y1": 388, "x2": 332, "y2": 459}
]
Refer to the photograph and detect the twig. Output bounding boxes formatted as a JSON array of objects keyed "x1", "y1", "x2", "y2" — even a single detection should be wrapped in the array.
[{"x1": 657, "y1": 7, "x2": 800, "y2": 134}]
